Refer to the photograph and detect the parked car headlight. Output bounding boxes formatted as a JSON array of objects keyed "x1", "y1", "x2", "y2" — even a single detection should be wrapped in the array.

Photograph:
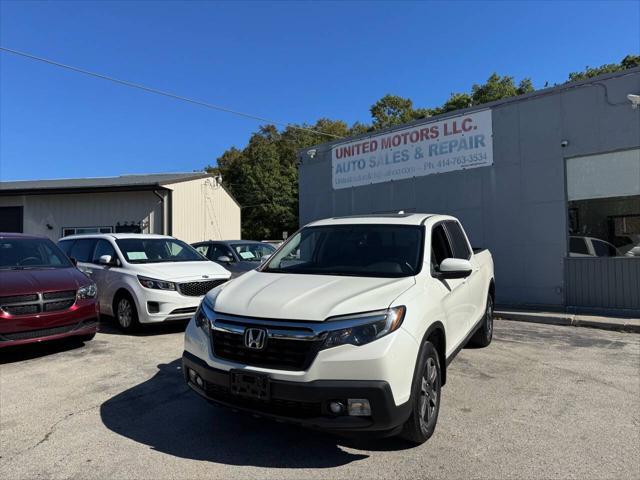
[
  {"x1": 321, "y1": 306, "x2": 406, "y2": 349},
  {"x1": 77, "y1": 283, "x2": 97, "y2": 299},
  {"x1": 137, "y1": 275, "x2": 176, "y2": 291}
]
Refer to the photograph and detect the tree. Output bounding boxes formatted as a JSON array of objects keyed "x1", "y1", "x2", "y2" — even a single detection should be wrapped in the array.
[
  {"x1": 470, "y1": 73, "x2": 534, "y2": 105},
  {"x1": 210, "y1": 119, "x2": 354, "y2": 239},
  {"x1": 567, "y1": 54, "x2": 640, "y2": 82},
  {"x1": 370, "y1": 94, "x2": 420, "y2": 129}
]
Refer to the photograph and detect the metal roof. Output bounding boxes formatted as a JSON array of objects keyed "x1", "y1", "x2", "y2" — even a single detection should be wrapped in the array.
[{"x1": 0, "y1": 172, "x2": 211, "y2": 195}]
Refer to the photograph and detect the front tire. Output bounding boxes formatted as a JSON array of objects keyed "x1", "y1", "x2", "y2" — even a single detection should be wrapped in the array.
[
  {"x1": 468, "y1": 293, "x2": 493, "y2": 348},
  {"x1": 400, "y1": 341, "x2": 441, "y2": 445},
  {"x1": 114, "y1": 293, "x2": 139, "y2": 332}
]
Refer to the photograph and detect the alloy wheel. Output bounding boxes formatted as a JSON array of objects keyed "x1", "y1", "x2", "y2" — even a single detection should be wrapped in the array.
[
  {"x1": 117, "y1": 298, "x2": 132, "y2": 329},
  {"x1": 419, "y1": 356, "x2": 439, "y2": 432}
]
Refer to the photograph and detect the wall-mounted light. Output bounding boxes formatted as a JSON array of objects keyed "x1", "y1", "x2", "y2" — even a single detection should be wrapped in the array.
[
  {"x1": 627, "y1": 94, "x2": 640, "y2": 109},
  {"x1": 307, "y1": 149, "x2": 317, "y2": 159}
]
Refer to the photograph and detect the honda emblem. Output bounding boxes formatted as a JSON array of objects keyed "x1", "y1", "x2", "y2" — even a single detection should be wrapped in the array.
[{"x1": 244, "y1": 328, "x2": 267, "y2": 350}]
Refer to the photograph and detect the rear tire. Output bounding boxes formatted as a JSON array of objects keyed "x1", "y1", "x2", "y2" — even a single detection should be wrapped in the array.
[
  {"x1": 399, "y1": 341, "x2": 441, "y2": 445},
  {"x1": 114, "y1": 293, "x2": 139, "y2": 332},
  {"x1": 468, "y1": 293, "x2": 493, "y2": 348}
]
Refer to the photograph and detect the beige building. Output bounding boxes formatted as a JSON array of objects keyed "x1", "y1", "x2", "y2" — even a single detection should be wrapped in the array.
[{"x1": 0, "y1": 172, "x2": 241, "y2": 243}]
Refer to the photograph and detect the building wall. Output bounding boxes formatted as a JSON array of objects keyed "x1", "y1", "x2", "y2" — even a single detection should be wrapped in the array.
[
  {"x1": 0, "y1": 190, "x2": 164, "y2": 242},
  {"x1": 166, "y1": 177, "x2": 241, "y2": 243},
  {"x1": 298, "y1": 70, "x2": 640, "y2": 308}
]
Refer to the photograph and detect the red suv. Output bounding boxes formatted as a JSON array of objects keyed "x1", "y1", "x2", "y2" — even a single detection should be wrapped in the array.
[{"x1": 0, "y1": 233, "x2": 99, "y2": 348}]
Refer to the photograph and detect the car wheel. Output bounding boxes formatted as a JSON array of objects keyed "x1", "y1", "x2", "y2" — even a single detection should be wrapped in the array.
[
  {"x1": 115, "y1": 293, "x2": 139, "y2": 332},
  {"x1": 469, "y1": 293, "x2": 493, "y2": 348},
  {"x1": 400, "y1": 341, "x2": 441, "y2": 445}
]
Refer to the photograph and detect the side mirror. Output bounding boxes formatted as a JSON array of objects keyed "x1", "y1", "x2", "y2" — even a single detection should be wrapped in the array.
[
  {"x1": 99, "y1": 254, "x2": 113, "y2": 266},
  {"x1": 437, "y1": 258, "x2": 472, "y2": 279},
  {"x1": 217, "y1": 255, "x2": 232, "y2": 264}
]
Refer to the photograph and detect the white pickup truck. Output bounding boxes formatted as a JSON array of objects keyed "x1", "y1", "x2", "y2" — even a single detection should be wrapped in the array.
[{"x1": 183, "y1": 213, "x2": 494, "y2": 444}]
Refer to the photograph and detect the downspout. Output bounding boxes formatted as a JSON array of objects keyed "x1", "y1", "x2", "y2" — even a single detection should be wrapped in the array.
[{"x1": 152, "y1": 189, "x2": 169, "y2": 236}]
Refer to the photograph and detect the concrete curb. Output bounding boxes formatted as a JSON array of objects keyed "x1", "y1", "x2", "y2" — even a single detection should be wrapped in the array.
[{"x1": 494, "y1": 310, "x2": 640, "y2": 333}]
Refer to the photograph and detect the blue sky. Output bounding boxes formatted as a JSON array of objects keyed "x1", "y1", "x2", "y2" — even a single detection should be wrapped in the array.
[{"x1": 1, "y1": 0, "x2": 638, "y2": 181}]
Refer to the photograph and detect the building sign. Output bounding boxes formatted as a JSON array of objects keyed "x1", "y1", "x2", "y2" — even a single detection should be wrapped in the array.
[{"x1": 332, "y1": 109, "x2": 493, "y2": 189}]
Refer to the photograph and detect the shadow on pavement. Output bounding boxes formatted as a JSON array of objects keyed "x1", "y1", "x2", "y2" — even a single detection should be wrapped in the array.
[
  {"x1": 0, "y1": 336, "x2": 88, "y2": 364},
  {"x1": 98, "y1": 316, "x2": 188, "y2": 337},
  {"x1": 100, "y1": 358, "x2": 412, "y2": 468}
]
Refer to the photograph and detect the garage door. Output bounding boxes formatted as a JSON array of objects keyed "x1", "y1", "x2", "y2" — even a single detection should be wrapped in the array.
[
  {"x1": 0, "y1": 206, "x2": 24, "y2": 233},
  {"x1": 565, "y1": 148, "x2": 640, "y2": 316}
]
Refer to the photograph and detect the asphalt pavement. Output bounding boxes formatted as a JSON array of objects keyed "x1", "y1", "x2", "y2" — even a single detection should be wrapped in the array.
[{"x1": 1, "y1": 319, "x2": 638, "y2": 479}]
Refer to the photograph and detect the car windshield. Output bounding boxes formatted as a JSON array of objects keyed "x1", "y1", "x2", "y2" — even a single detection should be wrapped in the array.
[
  {"x1": 115, "y1": 238, "x2": 205, "y2": 264},
  {"x1": 262, "y1": 224, "x2": 424, "y2": 278},
  {"x1": 0, "y1": 238, "x2": 72, "y2": 270},
  {"x1": 231, "y1": 243, "x2": 275, "y2": 262}
]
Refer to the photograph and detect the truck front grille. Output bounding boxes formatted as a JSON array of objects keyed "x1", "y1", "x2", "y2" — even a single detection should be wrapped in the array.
[
  {"x1": 212, "y1": 331, "x2": 319, "y2": 371},
  {"x1": 179, "y1": 279, "x2": 227, "y2": 297}
]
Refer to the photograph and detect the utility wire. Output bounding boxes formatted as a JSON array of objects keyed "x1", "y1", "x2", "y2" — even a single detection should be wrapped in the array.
[{"x1": 0, "y1": 46, "x2": 343, "y2": 139}]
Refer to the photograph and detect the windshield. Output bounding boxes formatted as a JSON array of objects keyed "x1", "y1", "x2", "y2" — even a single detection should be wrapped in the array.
[
  {"x1": 115, "y1": 238, "x2": 205, "y2": 264},
  {"x1": 0, "y1": 237, "x2": 73, "y2": 270},
  {"x1": 262, "y1": 224, "x2": 424, "y2": 277},
  {"x1": 231, "y1": 243, "x2": 275, "y2": 262}
]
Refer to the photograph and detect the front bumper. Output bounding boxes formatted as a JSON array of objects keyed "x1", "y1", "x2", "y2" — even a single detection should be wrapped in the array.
[
  {"x1": 0, "y1": 299, "x2": 99, "y2": 348},
  {"x1": 182, "y1": 351, "x2": 412, "y2": 433},
  {"x1": 133, "y1": 289, "x2": 203, "y2": 324}
]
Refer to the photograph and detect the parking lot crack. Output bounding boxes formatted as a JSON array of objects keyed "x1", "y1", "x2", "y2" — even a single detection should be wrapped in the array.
[{"x1": 24, "y1": 403, "x2": 101, "y2": 453}]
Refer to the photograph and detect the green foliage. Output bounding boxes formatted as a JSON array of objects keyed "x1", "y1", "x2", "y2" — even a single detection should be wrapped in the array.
[
  {"x1": 370, "y1": 94, "x2": 425, "y2": 129},
  {"x1": 567, "y1": 54, "x2": 640, "y2": 82},
  {"x1": 209, "y1": 119, "x2": 356, "y2": 239},
  {"x1": 208, "y1": 55, "x2": 638, "y2": 238}
]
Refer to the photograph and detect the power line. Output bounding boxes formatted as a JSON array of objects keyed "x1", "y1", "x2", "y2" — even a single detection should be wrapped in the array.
[{"x1": 0, "y1": 46, "x2": 343, "y2": 139}]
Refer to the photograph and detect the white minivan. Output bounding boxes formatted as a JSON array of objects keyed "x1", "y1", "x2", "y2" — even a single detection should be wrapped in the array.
[{"x1": 58, "y1": 234, "x2": 231, "y2": 331}]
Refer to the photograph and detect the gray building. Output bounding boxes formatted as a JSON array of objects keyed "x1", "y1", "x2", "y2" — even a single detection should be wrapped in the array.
[
  {"x1": 299, "y1": 68, "x2": 640, "y2": 316},
  {"x1": 0, "y1": 172, "x2": 241, "y2": 243}
]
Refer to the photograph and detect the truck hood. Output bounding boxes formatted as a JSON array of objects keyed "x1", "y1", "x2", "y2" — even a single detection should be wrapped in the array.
[
  {"x1": 0, "y1": 267, "x2": 91, "y2": 296},
  {"x1": 132, "y1": 261, "x2": 230, "y2": 281},
  {"x1": 213, "y1": 270, "x2": 415, "y2": 321}
]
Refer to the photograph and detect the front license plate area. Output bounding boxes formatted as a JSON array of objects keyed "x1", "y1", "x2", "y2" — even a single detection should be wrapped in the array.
[{"x1": 230, "y1": 370, "x2": 270, "y2": 400}]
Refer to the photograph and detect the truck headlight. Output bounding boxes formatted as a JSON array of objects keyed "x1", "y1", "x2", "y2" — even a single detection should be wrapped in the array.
[
  {"x1": 194, "y1": 285, "x2": 224, "y2": 335},
  {"x1": 194, "y1": 302, "x2": 210, "y2": 333},
  {"x1": 77, "y1": 283, "x2": 97, "y2": 299},
  {"x1": 321, "y1": 306, "x2": 406, "y2": 349},
  {"x1": 137, "y1": 275, "x2": 176, "y2": 291}
]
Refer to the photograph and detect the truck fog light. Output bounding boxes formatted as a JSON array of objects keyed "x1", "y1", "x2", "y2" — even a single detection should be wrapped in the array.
[
  {"x1": 348, "y1": 399, "x2": 371, "y2": 416},
  {"x1": 188, "y1": 368, "x2": 204, "y2": 388},
  {"x1": 328, "y1": 400, "x2": 345, "y2": 415}
]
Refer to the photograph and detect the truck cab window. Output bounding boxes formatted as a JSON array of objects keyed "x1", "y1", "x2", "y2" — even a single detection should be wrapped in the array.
[
  {"x1": 445, "y1": 221, "x2": 472, "y2": 260},
  {"x1": 431, "y1": 225, "x2": 453, "y2": 269}
]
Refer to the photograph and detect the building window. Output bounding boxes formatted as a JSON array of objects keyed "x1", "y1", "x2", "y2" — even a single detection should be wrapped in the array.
[
  {"x1": 62, "y1": 226, "x2": 113, "y2": 237},
  {"x1": 566, "y1": 149, "x2": 640, "y2": 258}
]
